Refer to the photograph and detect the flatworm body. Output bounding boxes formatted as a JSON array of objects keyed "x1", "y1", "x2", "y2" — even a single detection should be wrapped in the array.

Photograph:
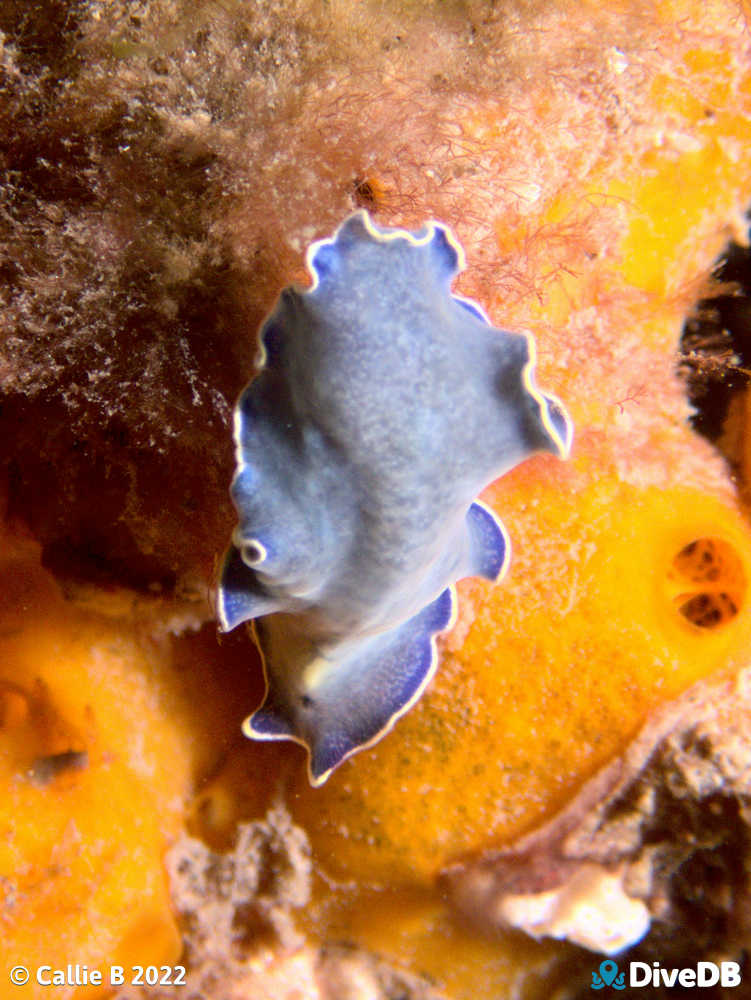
[{"x1": 218, "y1": 211, "x2": 572, "y2": 785}]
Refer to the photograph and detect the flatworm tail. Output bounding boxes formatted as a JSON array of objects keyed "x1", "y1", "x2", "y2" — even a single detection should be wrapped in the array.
[
  {"x1": 305, "y1": 586, "x2": 457, "y2": 785},
  {"x1": 245, "y1": 587, "x2": 457, "y2": 786}
]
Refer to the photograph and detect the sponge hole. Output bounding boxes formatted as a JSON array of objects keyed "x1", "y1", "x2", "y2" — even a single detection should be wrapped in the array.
[
  {"x1": 676, "y1": 591, "x2": 739, "y2": 628},
  {"x1": 670, "y1": 538, "x2": 746, "y2": 629}
]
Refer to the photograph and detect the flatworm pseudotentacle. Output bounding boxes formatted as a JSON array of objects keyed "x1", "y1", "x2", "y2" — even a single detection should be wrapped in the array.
[{"x1": 218, "y1": 211, "x2": 572, "y2": 786}]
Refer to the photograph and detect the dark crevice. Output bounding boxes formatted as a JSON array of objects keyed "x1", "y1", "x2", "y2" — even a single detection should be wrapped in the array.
[{"x1": 680, "y1": 223, "x2": 751, "y2": 447}]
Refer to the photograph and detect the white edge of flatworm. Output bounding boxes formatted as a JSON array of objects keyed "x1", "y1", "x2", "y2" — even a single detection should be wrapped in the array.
[
  {"x1": 243, "y1": 583, "x2": 459, "y2": 787},
  {"x1": 231, "y1": 404, "x2": 250, "y2": 497},
  {"x1": 215, "y1": 574, "x2": 231, "y2": 632},
  {"x1": 452, "y1": 293, "x2": 492, "y2": 324},
  {"x1": 305, "y1": 208, "x2": 467, "y2": 290},
  {"x1": 308, "y1": 210, "x2": 494, "y2": 324},
  {"x1": 520, "y1": 331, "x2": 574, "y2": 459}
]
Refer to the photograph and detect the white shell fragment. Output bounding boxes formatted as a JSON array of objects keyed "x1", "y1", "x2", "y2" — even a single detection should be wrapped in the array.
[{"x1": 495, "y1": 863, "x2": 651, "y2": 955}]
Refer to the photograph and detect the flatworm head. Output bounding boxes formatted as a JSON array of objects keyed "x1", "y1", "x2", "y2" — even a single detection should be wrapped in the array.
[{"x1": 218, "y1": 211, "x2": 572, "y2": 785}]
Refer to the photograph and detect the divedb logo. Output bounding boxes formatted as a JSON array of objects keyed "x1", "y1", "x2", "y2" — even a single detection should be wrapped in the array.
[
  {"x1": 590, "y1": 959, "x2": 742, "y2": 990},
  {"x1": 591, "y1": 960, "x2": 625, "y2": 990}
]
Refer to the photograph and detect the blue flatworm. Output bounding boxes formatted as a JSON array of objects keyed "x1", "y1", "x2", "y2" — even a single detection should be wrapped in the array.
[{"x1": 218, "y1": 211, "x2": 572, "y2": 785}]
